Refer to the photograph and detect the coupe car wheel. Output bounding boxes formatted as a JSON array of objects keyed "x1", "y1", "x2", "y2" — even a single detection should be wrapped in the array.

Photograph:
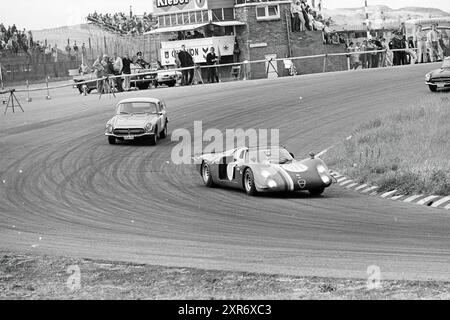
[
  {"x1": 309, "y1": 188, "x2": 325, "y2": 196},
  {"x1": 428, "y1": 85, "x2": 438, "y2": 92},
  {"x1": 202, "y1": 163, "x2": 214, "y2": 187},
  {"x1": 244, "y1": 169, "x2": 258, "y2": 196},
  {"x1": 148, "y1": 131, "x2": 157, "y2": 146},
  {"x1": 108, "y1": 136, "x2": 116, "y2": 145},
  {"x1": 160, "y1": 123, "x2": 168, "y2": 139}
]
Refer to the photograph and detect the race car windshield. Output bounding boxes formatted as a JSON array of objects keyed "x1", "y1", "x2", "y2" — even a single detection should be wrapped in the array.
[
  {"x1": 250, "y1": 148, "x2": 294, "y2": 165},
  {"x1": 117, "y1": 102, "x2": 158, "y2": 115}
]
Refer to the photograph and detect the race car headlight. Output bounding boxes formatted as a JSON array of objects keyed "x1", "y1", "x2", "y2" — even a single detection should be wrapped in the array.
[
  {"x1": 145, "y1": 123, "x2": 153, "y2": 133},
  {"x1": 261, "y1": 170, "x2": 271, "y2": 178},
  {"x1": 267, "y1": 179, "x2": 277, "y2": 188},
  {"x1": 317, "y1": 164, "x2": 331, "y2": 184},
  {"x1": 317, "y1": 164, "x2": 328, "y2": 175},
  {"x1": 106, "y1": 124, "x2": 114, "y2": 134},
  {"x1": 425, "y1": 73, "x2": 431, "y2": 81},
  {"x1": 320, "y1": 175, "x2": 331, "y2": 185}
]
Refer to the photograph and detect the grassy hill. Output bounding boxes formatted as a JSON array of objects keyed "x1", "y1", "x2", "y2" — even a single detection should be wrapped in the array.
[
  {"x1": 323, "y1": 5, "x2": 450, "y2": 30},
  {"x1": 32, "y1": 24, "x2": 153, "y2": 60}
]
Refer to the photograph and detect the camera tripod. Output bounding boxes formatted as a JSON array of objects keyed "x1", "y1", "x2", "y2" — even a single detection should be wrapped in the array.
[
  {"x1": 99, "y1": 76, "x2": 116, "y2": 100},
  {"x1": 3, "y1": 89, "x2": 24, "y2": 115}
]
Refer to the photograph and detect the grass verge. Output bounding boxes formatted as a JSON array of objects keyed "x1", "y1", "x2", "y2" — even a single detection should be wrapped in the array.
[
  {"x1": 1, "y1": 252, "x2": 449, "y2": 299},
  {"x1": 324, "y1": 96, "x2": 450, "y2": 196}
]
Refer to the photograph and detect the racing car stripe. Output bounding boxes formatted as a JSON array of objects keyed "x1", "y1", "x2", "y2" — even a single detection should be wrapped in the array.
[{"x1": 273, "y1": 165, "x2": 295, "y2": 192}]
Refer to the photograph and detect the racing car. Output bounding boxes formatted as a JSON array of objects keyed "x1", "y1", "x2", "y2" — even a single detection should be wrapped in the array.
[
  {"x1": 105, "y1": 98, "x2": 169, "y2": 146},
  {"x1": 425, "y1": 57, "x2": 450, "y2": 92},
  {"x1": 196, "y1": 146, "x2": 333, "y2": 196}
]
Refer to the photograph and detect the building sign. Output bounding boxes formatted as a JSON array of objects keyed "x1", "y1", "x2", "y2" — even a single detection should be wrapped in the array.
[
  {"x1": 154, "y1": 0, "x2": 208, "y2": 14},
  {"x1": 160, "y1": 36, "x2": 235, "y2": 66}
]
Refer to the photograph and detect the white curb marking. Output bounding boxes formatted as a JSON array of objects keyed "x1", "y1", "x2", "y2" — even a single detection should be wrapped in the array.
[
  {"x1": 381, "y1": 190, "x2": 398, "y2": 198},
  {"x1": 417, "y1": 196, "x2": 440, "y2": 206},
  {"x1": 355, "y1": 184, "x2": 368, "y2": 191},
  {"x1": 361, "y1": 186, "x2": 378, "y2": 194},
  {"x1": 403, "y1": 195, "x2": 424, "y2": 203},
  {"x1": 340, "y1": 180, "x2": 354, "y2": 187},
  {"x1": 431, "y1": 196, "x2": 450, "y2": 208},
  {"x1": 346, "y1": 183, "x2": 359, "y2": 189},
  {"x1": 336, "y1": 177, "x2": 348, "y2": 183},
  {"x1": 391, "y1": 195, "x2": 406, "y2": 201}
]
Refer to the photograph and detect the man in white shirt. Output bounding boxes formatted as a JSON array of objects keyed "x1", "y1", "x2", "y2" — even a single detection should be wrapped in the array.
[
  {"x1": 427, "y1": 24, "x2": 441, "y2": 62},
  {"x1": 113, "y1": 52, "x2": 124, "y2": 92},
  {"x1": 415, "y1": 25, "x2": 428, "y2": 63},
  {"x1": 291, "y1": 1, "x2": 302, "y2": 32}
]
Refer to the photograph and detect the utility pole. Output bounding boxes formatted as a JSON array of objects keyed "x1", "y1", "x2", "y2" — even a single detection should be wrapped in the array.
[{"x1": 364, "y1": 0, "x2": 370, "y2": 39}]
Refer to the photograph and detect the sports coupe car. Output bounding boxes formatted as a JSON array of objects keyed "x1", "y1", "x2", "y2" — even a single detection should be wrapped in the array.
[
  {"x1": 425, "y1": 57, "x2": 450, "y2": 92},
  {"x1": 196, "y1": 146, "x2": 333, "y2": 196},
  {"x1": 105, "y1": 98, "x2": 169, "y2": 145}
]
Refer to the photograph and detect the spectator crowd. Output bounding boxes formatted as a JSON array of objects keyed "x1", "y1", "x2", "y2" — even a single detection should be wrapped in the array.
[
  {"x1": 346, "y1": 23, "x2": 449, "y2": 71},
  {"x1": 0, "y1": 23, "x2": 34, "y2": 55},
  {"x1": 87, "y1": 11, "x2": 156, "y2": 36}
]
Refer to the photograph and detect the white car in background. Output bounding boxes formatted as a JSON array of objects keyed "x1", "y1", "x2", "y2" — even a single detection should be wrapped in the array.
[{"x1": 150, "y1": 63, "x2": 182, "y2": 88}]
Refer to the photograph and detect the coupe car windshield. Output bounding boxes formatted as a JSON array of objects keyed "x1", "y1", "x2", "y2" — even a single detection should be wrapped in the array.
[
  {"x1": 248, "y1": 148, "x2": 294, "y2": 165},
  {"x1": 117, "y1": 102, "x2": 157, "y2": 115}
]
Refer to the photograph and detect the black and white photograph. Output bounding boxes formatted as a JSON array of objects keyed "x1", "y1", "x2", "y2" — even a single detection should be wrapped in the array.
[{"x1": 0, "y1": 0, "x2": 449, "y2": 306}]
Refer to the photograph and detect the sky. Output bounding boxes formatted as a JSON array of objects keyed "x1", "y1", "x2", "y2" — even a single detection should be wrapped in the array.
[{"x1": 0, "y1": 0, "x2": 449, "y2": 30}]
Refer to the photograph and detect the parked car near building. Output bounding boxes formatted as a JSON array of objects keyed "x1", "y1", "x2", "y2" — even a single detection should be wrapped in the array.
[{"x1": 73, "y1": 63, "x2": 157, "y2": 94}]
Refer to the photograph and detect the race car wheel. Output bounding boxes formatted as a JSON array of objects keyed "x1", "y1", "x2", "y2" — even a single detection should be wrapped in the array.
[
  {"x1": 160, "y1": 122, "x2": 168, "y2": 139},
  {"x1": 309, "y1": 188, "x2": 325, "y2": 196},
  {"x1": 244, "y1": 169, "x2": 258, "y2": 196},
  {"x1": 167, "y1": 81, "x2": 176, "y2": 87},
  {"x1": 428, "y1": 85, "x2": 437, "y2": 92},
  {"x1": 202, "y1": 162, "x2": 214, "y2": 188},
  {"x1": 108, "y1": 136, "x2": 116, "y2": 145}
]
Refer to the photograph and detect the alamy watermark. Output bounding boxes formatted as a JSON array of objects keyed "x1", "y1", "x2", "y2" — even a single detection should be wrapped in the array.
[{"x1": 171, "y1": 121, "x2": 280, "y2": 164}]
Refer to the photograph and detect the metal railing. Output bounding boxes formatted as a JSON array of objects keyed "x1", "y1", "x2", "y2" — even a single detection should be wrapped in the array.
[{"x1": 1, "y1": 48, "x2": 425, "y2": 102}]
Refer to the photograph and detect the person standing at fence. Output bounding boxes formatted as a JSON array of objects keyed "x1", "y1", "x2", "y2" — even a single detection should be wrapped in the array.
[
  {"x1": 206, "y1": 47, "x2": 219, "y2": 84},
  {"x1": 427, "y1": 24, "x2": 441, "y2": 62},
  {"x1": 391, "y1": 33, "x2": 402, "y2": 66},
  {"x1": 381, "y1": 38, "x2": 392, "y2": 67},
  {"x1": 93, "y1": 55, "x2": 105, "y2": 93},
  {"x1": 136, "y1": 51, "x2": 149, "y2": 69},
  {"x1": 122, "y1": 53, "x2": 132, "y2": 91},
  {"x1": 416, "y1": 25, "x2": 428, "y2": 63},
  {"x1": 360, "y1": 40, "x2": 368, "y2": 68},
  {"x1": 291, "y1": 1, "x2": 302, "y2": 32},
  {"x1": 301, "y1": 1, "x2": 311, "y2": 31},
  {"x1": 178, "y1": 45, "x2": 194, "y2": 86},
  {"x1": 113, "y1": 52, "x2": 124, "y2": 92}
]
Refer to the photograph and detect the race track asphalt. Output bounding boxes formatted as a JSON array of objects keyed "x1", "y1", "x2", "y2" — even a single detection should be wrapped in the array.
[{"x1": 0, "y1": 63, "x2": 449, "y2": 281}]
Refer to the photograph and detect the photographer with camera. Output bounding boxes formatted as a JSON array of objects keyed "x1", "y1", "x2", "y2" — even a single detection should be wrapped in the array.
[{"x1": 206, "y1": 47, "x2": 219, "y2": 84}]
